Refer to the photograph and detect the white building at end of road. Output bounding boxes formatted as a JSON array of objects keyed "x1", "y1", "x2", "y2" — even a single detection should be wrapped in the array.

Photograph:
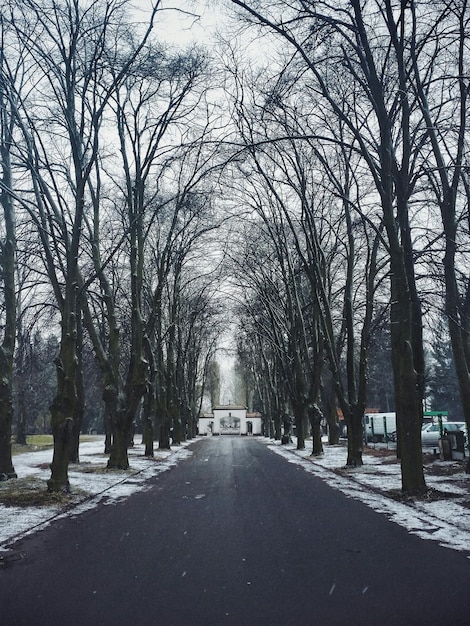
[{"x1": 198, "y1": 405, "x2": 262, "y2": 436}]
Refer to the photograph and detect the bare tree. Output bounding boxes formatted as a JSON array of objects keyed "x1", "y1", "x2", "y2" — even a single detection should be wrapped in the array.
[
  {"x1": 230, "y1": 0, "x2": 429, "y2": 493},
  {"x1": 409, "y1": 0, "x2": 470, "y2": 471},
  {"x1": 225, "y1": 58, "x2": 385, "y2": 463},
  {"x1": 3, "y1": 0, "x2": 159, "y2": 490},
  {"x1": 206, "y1": 359, "x2": 221, "y2": 408},
  {"x1": 0, "y1": 19, "x2": 18, "y2": 478},
  {"x1": 235, "y1": 304, "x2": 287, "y2": 439}
]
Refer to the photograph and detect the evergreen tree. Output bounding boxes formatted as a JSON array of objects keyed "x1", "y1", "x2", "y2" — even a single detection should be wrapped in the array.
[{"x1": 427, "y1": 317, "x2": 463, "y2": 420}]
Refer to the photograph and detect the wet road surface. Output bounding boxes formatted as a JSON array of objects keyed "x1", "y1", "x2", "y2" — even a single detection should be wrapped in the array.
[{"x1": 1, "y1": 436, "x2": 469, "y2": 625}]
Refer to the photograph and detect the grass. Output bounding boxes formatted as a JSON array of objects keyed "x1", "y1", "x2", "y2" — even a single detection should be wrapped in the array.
[
  {"x1": 0, "y1": 473, "x2": 89, "y2": 508},
  {"x1": 11, "y1": 434, "x2": 102, "y2": 456},
  {"x1": 2, "y1": 434, "x2": 139, "y2": 509},
  {"x1": 12, "y1": 435, "x2": 54, "y2": 456},
  {"x1": 2, "y1": 435, "x2": 108, "y2": 508}
]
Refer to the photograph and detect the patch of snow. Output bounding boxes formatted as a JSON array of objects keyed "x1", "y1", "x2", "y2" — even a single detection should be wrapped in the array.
[
  {"x1": 0, "y1": 438, "x2": 193, "y2": 549},
  {"x1": 2, "y1": 436, "x2": 470, "y2": 559},
  {"x1": 264, "y1": 438, "x2": 470, "y2": 556}
]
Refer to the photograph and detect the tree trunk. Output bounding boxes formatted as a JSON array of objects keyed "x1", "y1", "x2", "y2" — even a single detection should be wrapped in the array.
[
  {"x1": 142, "y1": 389, "x2": 155, "y2": 457},
  {"x1": 348, "y1": 0, "x2": 426, "y2": 494},
  {"x1": 48, "y1": 301, "x2": 77, "y2": 492},
  {"x1": 321, "y1": 375, "x2": 340, "y2": 445},
  {"x1": 0, "y1": 352, "x2": 16, "y2": 478},
  {"x1": 15, "y1": 402, "x2": 27, "y2": 447},
  {"x1": 159, "y1": 414, "x2": 171, "y2": 449},
  {"x1": 293, "y1": 406, "x2": 305, "y2": 450},
  {"x1": 68, "y1": 406, "x2": 82, "y2": 465},
  {"x1": 390, "y1": 262, "x2": 426, "y2": 494},
  {"x1": 443, "y1": 240, "x2": 470, "y2": 473},
  {"x1": 107, "y1": 415, "x2": 131, "y2": 469},
  {"x1": 308, "y1": 405, "x2": 324, "y2": 456},
  {"x1": 449, "y1": 321, "x2": 470, "y2": 474},
  {"x1": 15, "y1": 329, "x2": 28, "y2": 446},
  {"x1": 104, "y1": 410, "x2": 113, "y2": 454},
  {"x1": 344, "y1": 409, "x2": 363, "y2": 467},
  {"x1": 172, "y1": 414, "x2": 184, "y2": 445},
  {"x1": 0, "y1": 114, "x2": 17, "y2": 479},
  {"x1": 274, "y1": 414, "x2": 282, "y2": 439},
  {"x1": 68, "y1": 313, "x2": 85, "y2": 464},
  {"x1": 107, "y1": 354, "x2": 146, "y2": 469}
]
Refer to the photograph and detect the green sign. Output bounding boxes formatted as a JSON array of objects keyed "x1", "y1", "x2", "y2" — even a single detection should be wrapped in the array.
[{"x1": 424, "y1": 411, "x2": 448, "y2": 416}]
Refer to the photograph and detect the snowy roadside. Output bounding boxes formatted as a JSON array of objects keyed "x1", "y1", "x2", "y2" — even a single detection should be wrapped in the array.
[
  {"x1": 264, "y1": 437, "x2": 470, "y2": 558},
  {"x1": 2, "y1": 436, "x2": 469, "y2": 560},
  {"x1": 0, "y1": 437, "x2": 194, "y2": 552}
]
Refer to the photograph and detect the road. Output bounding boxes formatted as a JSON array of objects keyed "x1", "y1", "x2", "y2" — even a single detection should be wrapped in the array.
[{"x1": 1, "y1": 437, "x2": 469, "y2": 625}]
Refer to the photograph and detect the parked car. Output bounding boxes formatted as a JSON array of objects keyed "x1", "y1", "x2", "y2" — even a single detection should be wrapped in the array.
[{"x1": 421, "y1": 421, "x2": 466, "y2": 447}]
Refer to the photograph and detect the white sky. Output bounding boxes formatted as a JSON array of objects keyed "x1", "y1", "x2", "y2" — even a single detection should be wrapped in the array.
[{"x1": 132, "y1": 0, "x2": 226, "y2": 47}]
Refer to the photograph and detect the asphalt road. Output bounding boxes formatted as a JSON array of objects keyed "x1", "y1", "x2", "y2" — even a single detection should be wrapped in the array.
[{"x1": 1, "y1": 437, "x2": 469, "y2": 626}]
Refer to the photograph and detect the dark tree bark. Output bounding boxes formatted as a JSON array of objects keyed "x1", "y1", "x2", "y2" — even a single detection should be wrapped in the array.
[
  {"x1": 68, "y1": 311, "x2": 85, "y2": 464},
  {"x1": 142, "y1": 339, "x2": 156, "y2": 457},
  {"x1": 14, "y1": 318, "x2": 32, "y2": 447},
  {"x1": 321, "y1": 373, "x2": 340, "y2": 445},
  {"x1": 48, "y1": 284, "x2": 79, "y2": 492},
  {"x1": 230, "y1": 0, "x2": 427, "y2": 494},
  {"x1": 0, "y1": 51, "x2": 17, "y2": 479},
  {"x1": 308, "y1": 404, "x2": 324, "y2": 456},
  {"x1": 409, "y1": 1, "x2": 470, "y2": 472},
  {"x1": 357, "y1": 0, "x2": 426, "y2": 491}
]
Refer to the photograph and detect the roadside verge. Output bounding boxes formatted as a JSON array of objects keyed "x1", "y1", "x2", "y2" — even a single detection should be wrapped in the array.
[{"x1": 263, "y1": 437, "x2": 470, "y2": 557}]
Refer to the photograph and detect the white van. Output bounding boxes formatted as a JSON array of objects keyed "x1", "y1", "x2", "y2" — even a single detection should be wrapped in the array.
[
  {"x1": 363, "y1": 413, "x2": 396, "y2": 442},
  {"x1": 364, "y1": 411, "x2": 451, "y2": 443}
]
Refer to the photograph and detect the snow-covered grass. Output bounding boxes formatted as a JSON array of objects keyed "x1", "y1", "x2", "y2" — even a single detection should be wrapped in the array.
[
  {"x1": 0, "y1": 437, "x2": 194, "y2": 551},
  {"x1": 1, "y1": 435, "x2": 469, "y2": 560},
  {"x1": 265, "y1": 437, "x2": 470, "y2": 557}
]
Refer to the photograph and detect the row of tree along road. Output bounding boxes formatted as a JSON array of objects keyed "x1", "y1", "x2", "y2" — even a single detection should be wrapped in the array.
[
  {"x1": 227, "y1": 0, "x2": 470, "y2": 493},
  {"x1": 0, "y1": 0, "x2": 230, "y2": 491},
  {"x1": 1, "y1": 0, "x2": 470, "y2": 495}
]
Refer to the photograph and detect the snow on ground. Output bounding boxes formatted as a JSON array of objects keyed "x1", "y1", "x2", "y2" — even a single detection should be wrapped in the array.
[
  {"x1": 0, "y1": 438, "x2": 194, "y2": 551},
  {"x1": 265, "y1": 438, "x2": 470, "y2": 557},
  {"x1": 1, "y1": 436, "x2": 469, "y2": 559}
]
